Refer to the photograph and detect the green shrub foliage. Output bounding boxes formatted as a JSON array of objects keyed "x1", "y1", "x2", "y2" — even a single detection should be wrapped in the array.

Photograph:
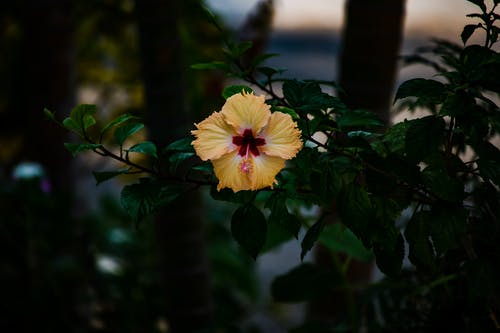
[{"x1": 48, "y1": 0, "x2": 500, "y2": 330}]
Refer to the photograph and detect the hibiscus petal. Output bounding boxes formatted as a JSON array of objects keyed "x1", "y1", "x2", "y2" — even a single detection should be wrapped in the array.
[
  {"x1": 191, "y1": 111, "x2": 237, "y2": 161},
  {"x1": 212, "y1": 150, "x2": 252, "y2": 192},
  {"x1": 249, "y1": 154, "x2": 286, "y2": 190},
  {"x1": 260, "y1": 112, "x2": 303, "y2": 159},
  {"x1": 221, "y1": 92, "x2": 271, "y2": 134}
]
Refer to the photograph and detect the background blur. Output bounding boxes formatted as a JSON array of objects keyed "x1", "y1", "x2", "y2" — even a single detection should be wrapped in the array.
[{"x1": 0, "y1": 0, "x2": 484, "y2": 332}]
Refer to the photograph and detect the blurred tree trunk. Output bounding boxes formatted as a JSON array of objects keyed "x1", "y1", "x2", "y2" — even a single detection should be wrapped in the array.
[
  {"x1": 1, "y1": 0, "x2": 75, "y2": 191},
  {"x1": 310, "y1": 0, "x2": 406, "y2": 328},
  {"x1": 134, "y1": 0, "x2": 213, "y2": 331},
  {"x1": 338, "y1": 0, "x2": 406, "y2": 124},
  {"x1": 0, "y1": 1, "x2": 85, "y2": 332}
]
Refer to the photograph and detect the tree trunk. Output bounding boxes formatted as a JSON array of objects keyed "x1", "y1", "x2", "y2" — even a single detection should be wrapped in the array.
[
  {"x1": 2, "y1": 0, "x2": 75, "y2": 191},
  {"x1": 338, "y1": 0, "x2": 406, "y2": 124},
  {"x1": 309, "y1": 0, "x2": 406, "y2": 327},
  {"x1": 134, "y1": 0, "x2": 213, "y2": 331}
]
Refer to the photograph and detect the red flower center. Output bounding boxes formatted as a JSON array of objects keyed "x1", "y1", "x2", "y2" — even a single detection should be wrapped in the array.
[{"x1": 232, "y1": 129, "x2": 266, "y2": 157}]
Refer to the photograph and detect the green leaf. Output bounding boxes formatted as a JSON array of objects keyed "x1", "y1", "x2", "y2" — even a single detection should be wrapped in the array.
[
  {"x1": 381, "y1": 121, "x2": 410, "y2": 154},
  {"x1": 114, "y1": 122, "x2": 144, "y2": 146},
  {"x1": 422, "y1": 166, "x2": 464, "y2": 202},
  {"x1": 265, "y1": 192, "x2": 301, "y2": 238},
  {"x1": 282, "y1": 79, "x2": 338, "y2": 115},
  {"x1": 439, "y1": 91, "x2": 475, "y2": 116},
  {"x1": 475, "y1": 141, "x2": 500, "y2": 185},
  {"x1": 273, "y1": 106, "x2": 300, "y2": 120},
  {"x1": 128, "y1": 141, "x2": 158, "y2": 159},
  {"x1": 337, "y1": 184, "x2": 372, "y2": 239},
  {"x1": 190, "y1": 61, "x2": 229, "y2": 71},
  {"x1": 256, "y1": 66, "x2": 285, "y2": 78},
  {"x1": 300, "y1": 215, "x2": 327, "y2": 260},
  {"x1": 405, "y1": 211, "x2": 436, "y2": 272},
  {"x1": 69, "y1": 104, "x2": 97, "y2": 131},
  {"x1": 337, "y1": 109, "x2": 384, "y2": 130},
  {"x1": 373, "y1": 233, "x2": 404, "y2": 276},
  {"x1": 163, "y1": 137, "x2": 195, "y2": 153},
  {"x1": 62, "y1": 117, "x2": 81, "y2": 133},
  {"x1": 405, "y1": 116, "x2": 445, "y2": 162},
  {"x1": 227, "y1": 41, "x2": 253, "y2": 59},
  {"x1": 394, "y1": 79, "x2": 447, "y2": 106},
  {"x1": 461, "y1": 24, "x2": 481, "y2": 44},
  {"x1": 120, "y1": 179, "x2": 185, "y2": 223},
  {"x1": 64, "y1": 143, "x2": 102, "y2": 156},
  {"x1": 168, "y1": 151, "x2": 195, "y2": 173},
  {"x1": 429, "y1": 207, "x2": 467, "y2": 255},
  {"x1": 271, "y1": 263, "x2": 342, "y2": 302},
  {"x1": 319, "y1": 223, "x2": 374, "y2": 262},
  {"x1": 92, "y1": 168, "x2": 130, "y2": 185},
  {"x1": 231, "y1": 204, "x2": 267, "y2": 259},
  {"x1": 210, "y1": 185, "x2": 256, "y2": 204},
  {"x1": 310, "y1": 160, "x2": 341, "y2": 205},
  {"x1": 43, "y1": 108, "x2": 55, "y2": 121},
  {"x1": 250, "y1": 53, "x2": 279, "y2": 68},
  {"x1": 262, "y1": 220, "x2": 295, "y2": 252},
  {"x1": 222, "y1": 85, "x2": 253, "y2": 99},
  {"x1": 101, "y1": 113, "x2": 140, "y2": 137}
]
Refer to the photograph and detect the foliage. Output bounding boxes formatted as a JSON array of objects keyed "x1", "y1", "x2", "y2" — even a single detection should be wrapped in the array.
[{"x1": 48, "y1": 0, "x2": 500, "y2": 331}]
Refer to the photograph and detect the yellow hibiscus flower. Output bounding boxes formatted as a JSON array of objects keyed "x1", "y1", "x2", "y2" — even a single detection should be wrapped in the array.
[{"x1": 191, "y1": 92, "x2": 303, "y2": 192}]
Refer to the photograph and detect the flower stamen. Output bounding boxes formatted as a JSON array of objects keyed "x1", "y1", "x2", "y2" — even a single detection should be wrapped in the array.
[{"x1": 232, "y1": 129, "x2": 266, "y2": 158}]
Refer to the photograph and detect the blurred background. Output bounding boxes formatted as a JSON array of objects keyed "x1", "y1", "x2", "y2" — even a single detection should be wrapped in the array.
[{"x1": 0, "y1": 0, "x2": 485, "y2": 332}]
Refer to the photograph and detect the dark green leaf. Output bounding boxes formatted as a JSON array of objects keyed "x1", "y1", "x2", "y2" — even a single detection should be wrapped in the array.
[
  {"x1": 62, "y1": 117, "x2": 81, "y2": 133},
  {"x1": 319, "y1": 223, "x2": 374, "y2": 262},
  {"x1": 101, "y1": 113, "x2": 140, "y2": 137},
  {"x1": 210, "y1": 186, "x2": 255, "y2": 204},
  {"x1": 250, "y1": 53, "x2": 279, "y2": 68},
  {"x1": 168, "y1": 151, "x2": 195, "y2": 173},
  {"x1": 440, "y1": 91, "x2": 475, "y2": 116},
  {"x1": 64, "y1": 143, "x2": 102, "y2": 156},
  {"x1": 120, "y1": 179, "x2": 185, "y2": 222},
  {"x1": 222, "y1": 85, "x2": 253, "y2": 99},
  {"x1": 69, "y1": 104, "x2": 97, "y2": 131},
  {"x1": 114, "y1": 122, "x2": 144, "y2": 146},
  {"x1": 429, "y1": 207, "x2": 467, "y2": 254},
  {"x1": 231, "y1": 204, "x2": 267, "y2": 259},
  {"x1": 128, "y1": 141, "x2": 158, "y2": 159},
  {"x1": 273, "y1": 106, "x2": 300, "y2": 121},
  {"x1": 228, "y1": 41, "x2": 253, "y2": 58},
  {"x1": 282, "y1": 79, "x2": 337, "y2": 115},
  {"x1": 262, "y1": 220, "x2": 295, "y2": 252},
  {"x1": 373, "y1": 233, "x2": 404, "y2": 276},
  {"x1": 163, "y1": 137, "x2": 195, "y2": 153},
  {"x1": 43, "y1": 108, "x2": 55, "y2": 121},
  {"x1": 405, "y1": 116, "x2": 445, "y2": 162},
  {"x1": 265, "y1": 192, "x2": 301, "y2": 238},
  {"x1": 404, "y1": 211, "x2": 436, "y2": 272},
  {"x1": 256, "y1": 66, "x2": 285, "y2": 78},
  {"x1": 475, "y1": 141, "x2": 500, "y2": 185},
  {"x1": 310, "y1": 160, "x2": 341, "y2": 205},
  {"x1": 92, "y1": 168, "x2": 130, "y2": 185},
  {"x1": 337, "y1": 109, "x2": 384, "y2": 130},
  {"x1": 190, "y1": 61, "x2": 229, "y2": 71},
  {"x1": 461, "y1": 24, "x2": 481, "y2": 44},
  {"x1": 394, "y1": 79, "x2": 447, "y2": 106},
  {"x1": 301, "y1": 215, "x2": 326, "y2": 260},
  {"x1": 422, "y1": 166, "x2": 464, "y2": 202},
  {"x1": 337, "y1": 184, "x2": 372, "y2": 238},
  {"x1": 271, "y1": 263, "x2": 342, "y2": 302}
]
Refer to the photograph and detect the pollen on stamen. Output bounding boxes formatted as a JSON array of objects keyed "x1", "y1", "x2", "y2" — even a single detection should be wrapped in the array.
[{"x1": 239, "y1": 159, "x2": 252, "y2": 174}]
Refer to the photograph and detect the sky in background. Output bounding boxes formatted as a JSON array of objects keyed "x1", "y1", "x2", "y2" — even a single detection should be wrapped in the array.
[{"x1": 206, "y1": 0, "x2": 482, "y2": 41}]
